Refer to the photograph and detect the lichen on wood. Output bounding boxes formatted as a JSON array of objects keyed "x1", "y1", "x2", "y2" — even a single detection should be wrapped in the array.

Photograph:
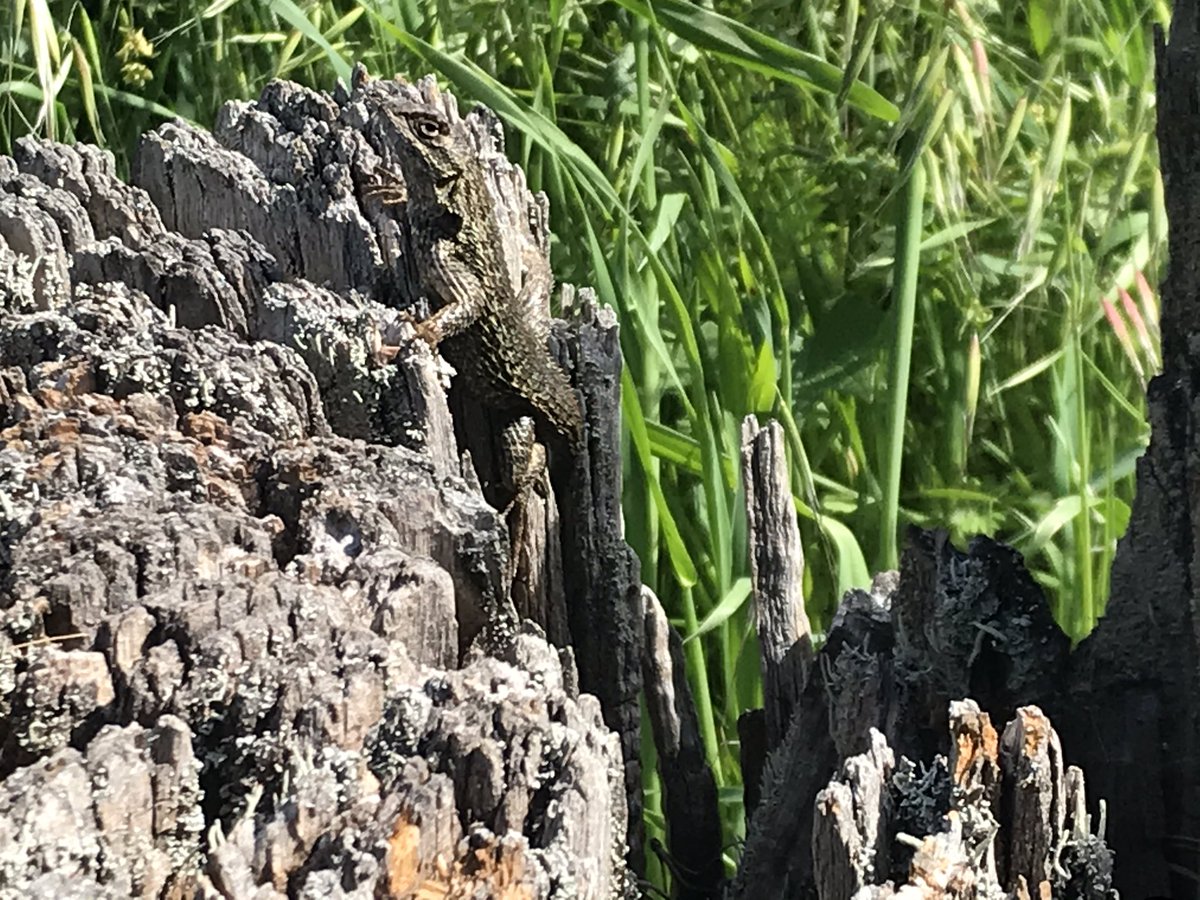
[{"x1": 1, "y1": 70, "x2": 639, "y2": 898}]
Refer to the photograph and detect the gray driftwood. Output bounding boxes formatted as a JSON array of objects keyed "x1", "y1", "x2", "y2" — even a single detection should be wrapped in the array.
[{"x1": 0, "y1": 70, "x2": 639, "y2": 898}]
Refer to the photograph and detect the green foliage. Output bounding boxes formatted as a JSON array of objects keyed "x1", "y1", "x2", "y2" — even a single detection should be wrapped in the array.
[{"x1": 1, "y1": 0, "x2": 1168, "y2": 889}]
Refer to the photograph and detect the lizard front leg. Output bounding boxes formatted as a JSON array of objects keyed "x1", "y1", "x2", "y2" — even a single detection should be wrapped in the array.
[
  {"x1": 407, "y1": 246, "x2": 494, "y2": 349},
  {"x1": 375, "y1": 292, "x2": 480, "y2": 359},
  {"x1": 366, "y1": 168, "x2": 488, "y2": 352},
  {"x1": 375, "y1": 269, "x2": 487, "y2": 360},
  {"x1": 406, "y1": 292, "x2": 482, "y2": 348}
]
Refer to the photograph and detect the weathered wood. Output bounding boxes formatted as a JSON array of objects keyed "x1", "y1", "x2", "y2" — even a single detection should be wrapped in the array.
[
  {"x1": 640, "y1": 586, "x2": 723, "y2": 898},
  {"x1": 737, "y1": 708, "x2": 768, "y2": 820},
  {"x1": 558, "y1": 285, "x2": 647, "y2": 871},
  {"x1": 813, "y1": 729, "x2": 894, "y2": 896},
  {"x1": 732, "y1": 529, "x2": 1078, "y2": 898},
  {"x1": 741, "y1": 417, "x2": 812, "y2": 752},
  {"x1": 0, "y1": 72, "x2": 639, "y2": 896},
  {"x1": 809, "y1": 702, "x2": 1114, "y2": 900},
  {"x1": 1000, "y1": 706, "x2": 1064, "y2": 891},
  {"x1": 730, "y1": 579, "x2": 877, "y2": 897},
  {"x1": 0, "y1": 715, "x2": 202, "y2": 899}
]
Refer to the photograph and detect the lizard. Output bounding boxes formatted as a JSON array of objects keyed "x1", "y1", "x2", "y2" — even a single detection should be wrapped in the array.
[{"x1": 368, "y1": 92, "x2": 585, "y2": 609}]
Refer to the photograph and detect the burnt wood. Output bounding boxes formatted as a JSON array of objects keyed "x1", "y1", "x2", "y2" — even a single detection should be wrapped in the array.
[{"x1": 0, "y1": 71, "x2": 640, "y2": 898}]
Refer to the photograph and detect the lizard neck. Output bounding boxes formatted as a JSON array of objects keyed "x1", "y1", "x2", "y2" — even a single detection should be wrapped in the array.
[{"x1": 441, "y1": 163, "x2": 494, "y2": 221}]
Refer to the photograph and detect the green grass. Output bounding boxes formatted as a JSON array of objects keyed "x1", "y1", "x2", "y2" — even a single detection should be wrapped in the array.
[{"x1": 1, "y1": 0, "x2": 1167, "y2": 889}]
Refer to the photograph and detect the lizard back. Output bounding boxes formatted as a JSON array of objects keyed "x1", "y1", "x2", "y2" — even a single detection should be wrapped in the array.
[{"x1": 385, "y1": 96, "x2": 584, "y2": 451}]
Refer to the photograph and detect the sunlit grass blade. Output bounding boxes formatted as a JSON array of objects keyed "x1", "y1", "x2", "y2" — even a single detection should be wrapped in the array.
[
  {"x1": 964, "y1": 332, "x2": 981, "y2": 460},
  {"x1": 84, "y1": 83, "x2": 183, "y2": 122},
  {"x1": 269, "y1": 0, "x2": 351, "y2": 83},
  {"x1": 994, "y1": 95, "x2": 1028, "y2": 173},
  {"x1": 645, "y1": 421, "x2": 702, "y2": 472},
  {"x1": 24, "y1": 0, "x2": 62, "y2": 136},
  {"x1": 880, "y1": 141, "x2": 926, "y2": 570},
  {"x1": 70, "y1": 40, "x2": 100, "y2": 143},
  {"x1": 622, "y1": 366, "x2": 699, "y2": 588},
  {"x1": 891, "y1": 46, "x2": 950, "y2": 154},
  {"x1": 835, "y1": 1, "x2": 881, "y2": 112},
  {"x1": 921, "y1": 217, "x2": 997, "y2": 251},
  {"x1": 686, "y1": 577, "x2": 751, "y2": 642},
  {"x1": 874, "y1": 87, "x2": 952, "y2": 221},
  {"x1": 1018, "y1": 92, "x2": 1071, "y2": 257},
  {"x1": 816, "y1": 514, "x2": 871, "y2": 597},
  {"x1": 614, "y1": 0, "x2": 899, "y2": 121}
]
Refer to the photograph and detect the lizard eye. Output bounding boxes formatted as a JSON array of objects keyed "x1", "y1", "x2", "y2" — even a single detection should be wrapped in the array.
[{"x1": 415, "y1": 117, "x2": 444, "y2": 140}]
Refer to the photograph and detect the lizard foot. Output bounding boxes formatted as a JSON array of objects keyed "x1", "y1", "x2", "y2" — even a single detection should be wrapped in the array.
[
  {"x1": 395, "y1": 309, "x2": 440, "y2": 349},
  {"x1": 374, "y1": 312, "x2": 439, "y2": 364},
  {"x1": 411, "y1": 319, "x2": 439, "y2": 348}
]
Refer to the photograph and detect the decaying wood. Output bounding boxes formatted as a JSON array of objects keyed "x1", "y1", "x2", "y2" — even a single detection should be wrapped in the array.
[
  {"x1": 741, "y1": 417, "x2": 813, "y2": 753},
  {"x1": 555, "y1": 285, "x2": 647, "y2": 872},
  {"x1": 730, "y1": 527, "x2": 1107, "y2": 899},
  {"x1": 0, "y1": 71, "x2": 639, "y2": 897},
  {"x1": 809, "y1": 701, "x2": 1114, "y2": 900},
  {"x1": 640, "y1": 586, "x2": 723, "y2": 898},
  {"x1": 812, "y1": 728, "x2": 894, "y2": 897}
]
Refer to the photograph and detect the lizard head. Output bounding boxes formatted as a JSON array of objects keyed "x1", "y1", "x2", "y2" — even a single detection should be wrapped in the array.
[{"x1": 383, "y1": 99, "x2": 471, "y2": 196}]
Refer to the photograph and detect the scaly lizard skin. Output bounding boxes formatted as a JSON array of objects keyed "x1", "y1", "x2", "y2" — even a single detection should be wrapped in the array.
[{"x1": 371, "y1": 95, "x2": 584, "y2": 584}]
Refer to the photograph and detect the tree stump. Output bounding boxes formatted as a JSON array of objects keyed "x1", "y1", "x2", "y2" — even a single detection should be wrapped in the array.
[
  {"x1": 0, "y1": 70, "x2": 640, "y2": 897},
  {"x1": 733, "y1": 420, "x2": 1121, "y2": 897}
]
